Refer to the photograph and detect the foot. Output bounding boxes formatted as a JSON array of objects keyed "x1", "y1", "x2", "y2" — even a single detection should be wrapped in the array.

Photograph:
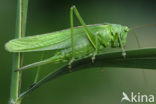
[
  {"x1": 68, "y1": 58, "x2": 75, "y2": 72},
  {"x1": 91, "y1": 52, "x2": 97, "y2": 63},
  {"x1": 122, "y1": 52, "x2": 126, "y2": 59}
]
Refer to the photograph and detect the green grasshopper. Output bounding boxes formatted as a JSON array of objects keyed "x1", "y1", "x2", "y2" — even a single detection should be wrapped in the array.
[{"x1": 5, "y1": 6, "x2": 129, "y2": 71}]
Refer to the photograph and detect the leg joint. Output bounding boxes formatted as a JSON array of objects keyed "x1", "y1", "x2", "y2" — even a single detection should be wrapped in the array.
[{"x1": 71, "y1": 5, "x2": 76, "y2": 10}]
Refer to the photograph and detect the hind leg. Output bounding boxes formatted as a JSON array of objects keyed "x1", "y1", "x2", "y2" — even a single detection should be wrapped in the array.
[{"x1": 69, "y1": 5, "x2": 97, "y2": 68}]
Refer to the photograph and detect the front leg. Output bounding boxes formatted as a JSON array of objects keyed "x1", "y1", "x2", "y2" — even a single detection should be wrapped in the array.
[{"x1": 118, "y1": 34, "x2": 126, "y2": 58}]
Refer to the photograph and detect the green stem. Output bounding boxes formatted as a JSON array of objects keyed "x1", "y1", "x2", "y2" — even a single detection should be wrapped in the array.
[{"x1": 9, "y1": 0, "x2": 28, "y2": 104}]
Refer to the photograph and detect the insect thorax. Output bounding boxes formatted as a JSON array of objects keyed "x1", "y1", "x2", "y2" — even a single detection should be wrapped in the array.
[{"x1": 96, "y1": 24, "x2": 129, "y2": 48}]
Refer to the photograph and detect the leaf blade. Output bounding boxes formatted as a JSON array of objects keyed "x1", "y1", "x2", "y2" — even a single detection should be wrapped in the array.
[{"x1": 19, "y1": 47, "x2": 156, "y2": 98}]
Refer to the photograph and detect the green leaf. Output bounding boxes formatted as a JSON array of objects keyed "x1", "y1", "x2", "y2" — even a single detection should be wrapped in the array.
[{"x1": 19, "y1": 47, "x2": 156, "y2": 98}]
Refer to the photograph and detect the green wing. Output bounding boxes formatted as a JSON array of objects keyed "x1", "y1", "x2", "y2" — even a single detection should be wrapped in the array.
[
  {"x1": 5, "y1": 29, "x2": 72, "y2": 52},
  {"x1": 5, "y1": 24, "x2": 106, "y2": 52}
]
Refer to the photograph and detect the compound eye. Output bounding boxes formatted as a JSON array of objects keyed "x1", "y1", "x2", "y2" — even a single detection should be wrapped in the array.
[{"x1": 124, "y1": 27, "x2": 129, "y2": 32}]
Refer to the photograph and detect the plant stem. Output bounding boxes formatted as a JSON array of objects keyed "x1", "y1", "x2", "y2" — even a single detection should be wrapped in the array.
[{"x1": 9, "y1": 0, "x2": 28, "y2": 104}]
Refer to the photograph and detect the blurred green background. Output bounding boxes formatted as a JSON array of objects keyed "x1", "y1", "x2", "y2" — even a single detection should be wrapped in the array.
[{"x1": 1, "y1": 0, "x2": 156, "y2": 104}]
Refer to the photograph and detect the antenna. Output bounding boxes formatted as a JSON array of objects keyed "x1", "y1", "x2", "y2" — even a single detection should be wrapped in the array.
[{"x1": 130, "y1": 23, "x2": 156, "y2": 31}]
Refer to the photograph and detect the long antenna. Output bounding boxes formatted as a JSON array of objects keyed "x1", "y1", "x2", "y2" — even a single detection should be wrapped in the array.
[
  {"x1": 130, "y1": 23, "x2": 152, "y2": 91},
  {"x1": 130, "y1": 23, "x2": 156, "y2": 31}
]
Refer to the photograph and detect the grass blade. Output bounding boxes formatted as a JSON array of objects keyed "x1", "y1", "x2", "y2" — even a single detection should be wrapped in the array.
[{"x1": 19, "y1": 47, "x2": 156, "y2": 99}]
